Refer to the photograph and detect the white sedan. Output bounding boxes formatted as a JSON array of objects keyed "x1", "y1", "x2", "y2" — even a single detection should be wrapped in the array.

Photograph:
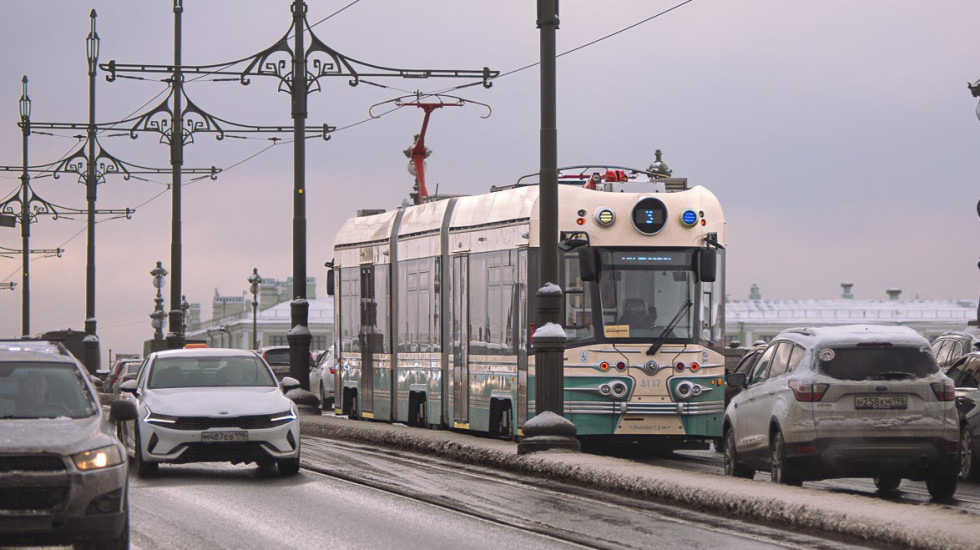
[{"x1": 118, "y1": 348, "x2": 300, "y2": 477}]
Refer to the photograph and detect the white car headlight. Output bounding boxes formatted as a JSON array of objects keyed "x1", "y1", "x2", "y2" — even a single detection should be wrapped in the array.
[
  {"x1": 144, "y1": 408, "x2": 178, "y2": 425},
  {"x1": 270, "y1": 410, "x2": 297, "y2": 424},
  {"x1": 73, "y1": 445, "x2": 124, "y2": 471}
]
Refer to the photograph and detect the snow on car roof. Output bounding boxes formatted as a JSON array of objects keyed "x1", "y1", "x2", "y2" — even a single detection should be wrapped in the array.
[{"x1": 777, "y1": 324, "x2": 928, "y2": 348}]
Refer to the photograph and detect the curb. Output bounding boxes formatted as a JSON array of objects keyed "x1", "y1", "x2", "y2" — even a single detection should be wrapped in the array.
[{"x1": 300, "y1": 414, "x2": 980, "y2": 550}]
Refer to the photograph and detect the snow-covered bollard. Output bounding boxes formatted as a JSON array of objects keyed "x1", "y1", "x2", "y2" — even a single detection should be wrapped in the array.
[{"x1": 517, "y1": 288, "x2": 580, "y2": 454}]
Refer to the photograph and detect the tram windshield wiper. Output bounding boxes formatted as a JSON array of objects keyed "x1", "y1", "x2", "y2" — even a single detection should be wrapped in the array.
[{"x1": 646, "y1": 300, "x2": 692, "y2": 356}]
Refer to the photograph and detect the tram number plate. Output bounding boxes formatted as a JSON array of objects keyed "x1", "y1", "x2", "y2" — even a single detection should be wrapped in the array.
[
  {"x1": 854, "y1": 395, "x2": 907, "y2": 410},
  {"x1": 202, "y1": 431, "x2": 248, "y2": 442}
]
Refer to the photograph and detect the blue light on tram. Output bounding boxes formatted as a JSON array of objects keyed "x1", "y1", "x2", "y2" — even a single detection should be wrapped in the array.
[{"x1": 681, "y1": 209, "x2": 698, "y2": 227}]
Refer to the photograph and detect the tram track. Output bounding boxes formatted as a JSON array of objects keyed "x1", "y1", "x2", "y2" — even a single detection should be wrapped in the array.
[{"x1": 300, "y1": 437, "x2": 879, "y2": 550}]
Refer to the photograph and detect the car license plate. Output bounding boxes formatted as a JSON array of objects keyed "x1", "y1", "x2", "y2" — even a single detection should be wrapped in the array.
[
  {"x1": 201, "y1": 431, "x2": 248, "y2": 443},
  {"x1": 854, "y1": 395, "x2": 907, "y2": 410}
]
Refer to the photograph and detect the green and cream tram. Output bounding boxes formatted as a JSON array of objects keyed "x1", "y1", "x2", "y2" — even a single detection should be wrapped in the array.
[{"x1": 328, "y1": 166, "x2": 726, "y2": 449}]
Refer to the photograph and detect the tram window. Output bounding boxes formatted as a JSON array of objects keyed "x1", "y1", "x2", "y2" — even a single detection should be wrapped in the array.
[{"x1": 340, "y1": 268, "x2": 361, "y2": 353}]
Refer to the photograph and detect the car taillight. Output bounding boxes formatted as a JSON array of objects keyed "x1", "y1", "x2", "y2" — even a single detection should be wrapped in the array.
[
  {"x1": 789, "y1": 380, "x2": 829, "y2": 402},
  {"x1": 329, "y1": 368, "x2": 336, "y2": 374},
  {"x1": 930, "y1": 380, "x2": 955, "y2": 401}
]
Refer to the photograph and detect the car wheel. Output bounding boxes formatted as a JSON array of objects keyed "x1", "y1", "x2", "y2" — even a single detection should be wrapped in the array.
[
  {"x1": 134, "y1": 428, "x2": 158, "y2": 478},
  {"x1": 277, "y1": 457, "x2": 300, "y2": 476},
  {"x1": 960, "y1": 425, "x2": 980, "y2": 482},
  {"x1": 873, "y1": 475, "x2": 901, "y2": 493},
  {"x1": 723, "y1": 428, "x2": 754, "y2": 479},
  {"x1": 926, "y1": 474, "x2": 957, "y2": 500},
  {"x1": 770, "y1": 430, "x2": 802, "y2": 486}
]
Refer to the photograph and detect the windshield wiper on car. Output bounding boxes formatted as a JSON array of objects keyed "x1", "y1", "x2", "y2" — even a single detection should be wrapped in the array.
[{"x1": 646, "y1": 300, "x2": 693, "y2": 356}]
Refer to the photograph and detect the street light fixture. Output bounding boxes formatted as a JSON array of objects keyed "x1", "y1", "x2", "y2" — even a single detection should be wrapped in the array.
[
  {"x1": 150, "y1": 262, "x2": 168, "y2": 343},
  {"x1": 248, "y1": 268, "x2": 261, "y2": 350}
]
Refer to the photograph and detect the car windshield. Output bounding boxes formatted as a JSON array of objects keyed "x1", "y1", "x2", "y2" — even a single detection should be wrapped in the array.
[
  {"x1": 149, "y1": 356, "x2": 276, "y2": 389},
  {"x1": 0, "y1": 363, "x2": 97, "y2": 419},
  {"x1": 816, "y1": 345, "x2": 938, "y2": 381}
]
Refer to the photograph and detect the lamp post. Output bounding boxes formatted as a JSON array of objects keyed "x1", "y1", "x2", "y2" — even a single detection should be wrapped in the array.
[
  {"x1": 19, "y1": 76, "x2": 31, "y2": 338},
  {"x1": 248, "y1": 268, "x2": 261, "y2": 350},
  {"x1": 518, "y1": 0, "x2": 579, "y2": 454},
  {"x1": 969, "y1": 79, "x2": 980, "y2": 324},
  {"x1": 83, "y1": 9, "x2": 101, "y2": 372},
  {"x1": 150, "y1": 262, "x2": 168, "y2": 344}
]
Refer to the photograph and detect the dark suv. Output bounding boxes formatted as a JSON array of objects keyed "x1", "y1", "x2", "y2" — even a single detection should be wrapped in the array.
[{"x1": 0, "y1": 348, "x2": 137, "y2": 548}]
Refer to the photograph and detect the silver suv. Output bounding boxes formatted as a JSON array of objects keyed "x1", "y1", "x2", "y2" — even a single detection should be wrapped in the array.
[
  {"x1": 723, "y1": 324, "x2": 959, "y2": 499},
  {"x1": 0, "y1": 348, "x2": 137, "y2": 548}
]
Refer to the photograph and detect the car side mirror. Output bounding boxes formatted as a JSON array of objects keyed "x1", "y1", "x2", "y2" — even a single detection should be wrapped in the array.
[
  {"x1": 726, "y1": 372, "x2": 747, "y2": 389},
  {"x1": 281, "y1": 376, "x2": 301, "y2": 392},
  {"x1": 118, "y1": 380, "x2": 138, "y2": 394},
  {"x1": 109, "y1": 399, "x2": 138, "y2": 422}
]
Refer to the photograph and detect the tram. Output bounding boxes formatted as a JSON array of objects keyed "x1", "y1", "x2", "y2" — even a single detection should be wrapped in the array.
[{"x1": 327, "y1": 163, "x2": 726, "y2": 450}]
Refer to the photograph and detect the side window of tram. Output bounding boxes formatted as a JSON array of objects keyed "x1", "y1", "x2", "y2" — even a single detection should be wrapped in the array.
[{"x1": 340, "y1": 268, "x2": 361, "y2": 353}]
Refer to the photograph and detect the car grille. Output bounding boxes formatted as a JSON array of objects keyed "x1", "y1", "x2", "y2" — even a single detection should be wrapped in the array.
[
  {"x1": 173, "y1": 415, "x2": 283, "y2": 431},
  {"x1": 0, "y1": 455, "x2": 70, "y2": 511},
  {"x1": 174, "y1": 442, "x2": 273, "y2": 463},
  {"x1": 0, "y1": 485, "x2": 70, "y2": 511},
  {"x1": 0, "y1": 455, "x2": 65, "y2": 473}
]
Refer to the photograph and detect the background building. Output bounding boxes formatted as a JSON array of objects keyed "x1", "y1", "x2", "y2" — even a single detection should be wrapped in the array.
[{"x1": 726, "y1": 283, "x2": 978, "y2": 345}]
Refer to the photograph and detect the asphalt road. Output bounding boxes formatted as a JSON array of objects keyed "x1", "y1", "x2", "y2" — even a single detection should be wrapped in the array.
[{"x1": 111, "y1": 437, "x2": 877, "y2": 550}]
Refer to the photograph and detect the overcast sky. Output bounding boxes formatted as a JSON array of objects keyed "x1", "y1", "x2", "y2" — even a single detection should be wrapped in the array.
[{"x1": 0, "y1": 0, "x2": 977, "y2": 362}]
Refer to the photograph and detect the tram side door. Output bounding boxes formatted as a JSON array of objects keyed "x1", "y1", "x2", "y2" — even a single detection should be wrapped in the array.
[
  {"x1": 359, "y1": 265, "x2": 375, "y2": 414},
  {"x1": 452, "y1": 255, "x2": 469, "y2": 424}
]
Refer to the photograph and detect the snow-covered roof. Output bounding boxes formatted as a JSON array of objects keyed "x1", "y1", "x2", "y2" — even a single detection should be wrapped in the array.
[
  {"x1": 727, "y1": 298, "x2": 977, "y2": 325},
  {"x1": 776, "y1": 324, "x2": 929, "y2": 348}
]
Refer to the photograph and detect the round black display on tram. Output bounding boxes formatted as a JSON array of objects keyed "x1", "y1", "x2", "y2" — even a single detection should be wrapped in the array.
[{"x1": 631, "y1": 197, "x2": 668, "y2": 235}]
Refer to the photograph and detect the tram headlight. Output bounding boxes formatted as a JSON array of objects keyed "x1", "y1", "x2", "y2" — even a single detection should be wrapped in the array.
[
  {"x1": 609, "y1": 381, "x2": 628, "y2": 399},
  {"x1": 594, "y1": 207, "x2": 615, "y2": 227}
]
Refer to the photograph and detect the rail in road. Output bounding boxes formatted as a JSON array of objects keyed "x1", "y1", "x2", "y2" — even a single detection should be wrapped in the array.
[{"x1": 300, "y1": 437, "x2": 876, "y2": 550}]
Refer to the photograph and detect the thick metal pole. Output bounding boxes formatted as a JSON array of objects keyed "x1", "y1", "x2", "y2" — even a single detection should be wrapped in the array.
[
  {"x1": 519, "y1": 0, "x2": 578, "y2": 454},
  {"x1": 83, "y1": 9, "x2": 100, "y2": 372},
  {"x1": 536, "y1": 0, "x2": 561, "y2": 415},
  {"x1": 287, "y1": 0, "x2": 313, "y2": 390},
  {"x1": 19, "y1": 93, "x2": 29, "y2": 338},
  {"x1": 167, "y1": 0, "x2": 185, "y2": 349},
  {"x1": 252, "y1": 299, "x2": 257, "y2": 350}
]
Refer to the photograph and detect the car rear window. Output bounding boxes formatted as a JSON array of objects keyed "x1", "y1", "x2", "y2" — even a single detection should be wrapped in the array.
[
  {"x1": 817, "y1": 345, "x2": 938, "y2": 380},
  {"x1": 264, "y1": 349, "x2": 290, "y2": 365}
]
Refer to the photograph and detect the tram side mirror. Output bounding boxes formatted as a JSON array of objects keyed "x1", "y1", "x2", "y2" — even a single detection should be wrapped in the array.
[
  {"x1": 578, "y1": 247, "x2": 597, "y2": 282},
  {"x1": 696, "y1": 248, "x2": 717, "y2": 283},
  {"x1": 326, "y1": 268, "x2": 335, "y2": 296}
]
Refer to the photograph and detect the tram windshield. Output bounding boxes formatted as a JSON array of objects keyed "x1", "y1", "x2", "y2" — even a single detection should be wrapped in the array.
[{"x1": 563, "y1": 249, "x2": 696, "y2": 345}]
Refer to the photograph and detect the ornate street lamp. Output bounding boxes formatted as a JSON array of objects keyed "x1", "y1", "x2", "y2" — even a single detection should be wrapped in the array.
[
  {"x1": 149, "y1": 262, "x2": 168, "y2": 342},
  {"x1": 83, "y1": 9, "x2": 102, "y2": 372},
  {"x1": 18, "y1": 76, "x2": 31, "y2": 337},
  {"x1": 248, "y1": 268, "x2": 261, "y2": 350}
]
